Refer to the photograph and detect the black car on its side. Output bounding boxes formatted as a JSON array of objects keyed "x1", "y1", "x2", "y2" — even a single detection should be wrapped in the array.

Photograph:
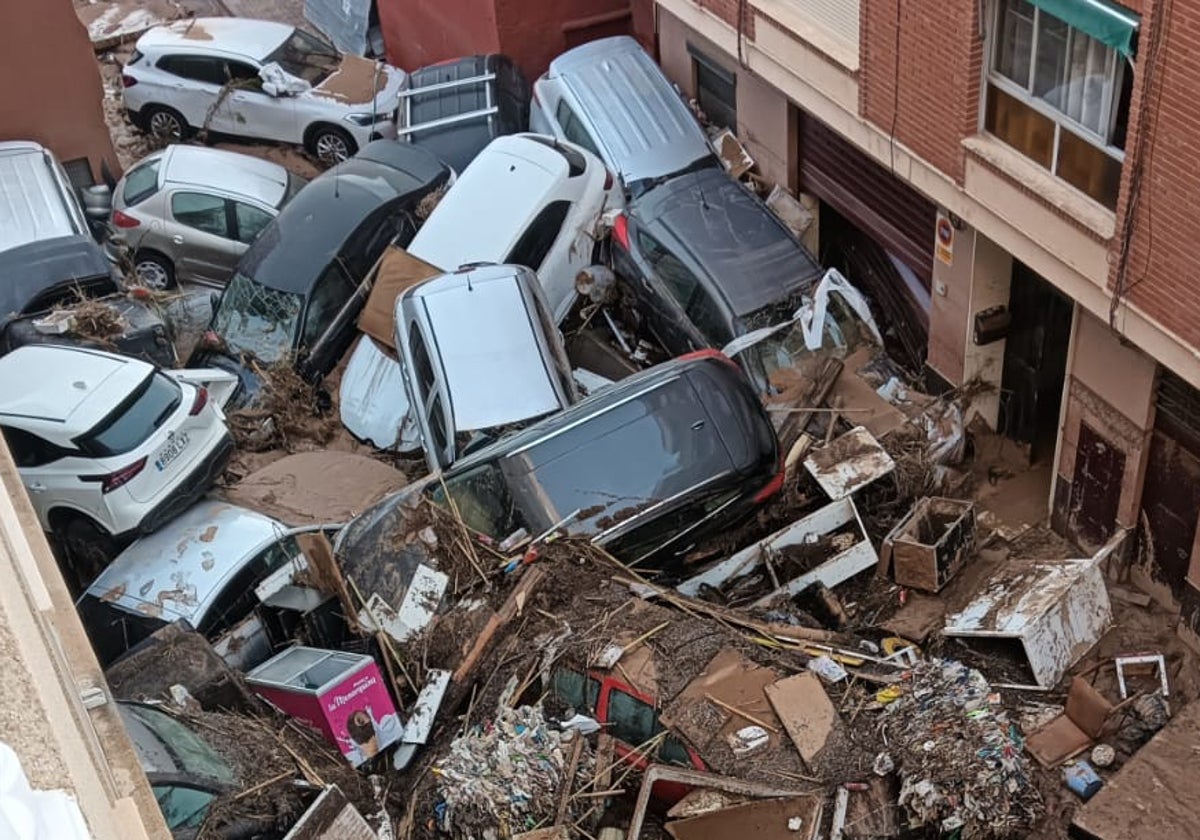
[
  {"x1": 189, "y1": 140, "x2": 452, "y2": 404},
  {"x1": 400, "y1": 54, "x2": 531, "y2": 173},
  {"x1": 334, "y1": 350, "x2": 782, "y2": 577},
  {"x1": 610, "y1": 166, "x2": 824, "y2": 356},
  {"x1": 0, "y1": 235, "x2": 176, "y2": 367}
]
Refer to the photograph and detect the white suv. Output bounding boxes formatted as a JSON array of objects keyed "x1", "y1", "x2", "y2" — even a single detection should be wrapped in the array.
[
  {"x1": 122, "y1": 18, "x2": 407, "y2": 163},
  {"x1": 0, "y1": 346, "x2": 235, "y2": 577}
]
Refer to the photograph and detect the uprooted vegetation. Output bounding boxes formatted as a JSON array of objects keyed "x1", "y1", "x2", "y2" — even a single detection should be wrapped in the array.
[{"x1": 226, "y1": 358, "x2": 339, "y2": 452}]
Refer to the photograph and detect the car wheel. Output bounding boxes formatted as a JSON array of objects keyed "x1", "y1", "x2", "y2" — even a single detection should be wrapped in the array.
[
  {"x1": 308, "y1": 125, "x2": 357, "y2": 165},
  {"x1": 61, "y1": 515, "x2": 116, "y2": 588},
  {"x1": 133, "y1": 251, "x2": 176, "y2": 290},
  {"x1": 143, "y1": 105, "x2": 187, "y2": 143}
]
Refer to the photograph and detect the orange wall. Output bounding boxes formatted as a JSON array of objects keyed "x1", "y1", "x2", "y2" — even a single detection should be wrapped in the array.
[
  {"x1": 0, "y1": 0, "x2": 118, "y2": 179},
  {"x1": 380, "y1": 0, "x2": 654, "y2": 81}
]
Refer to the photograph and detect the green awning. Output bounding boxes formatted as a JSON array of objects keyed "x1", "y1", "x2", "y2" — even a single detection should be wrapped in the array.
[{"x1": 1030, "y1": 0, "x2": 1140, "y2": 58}]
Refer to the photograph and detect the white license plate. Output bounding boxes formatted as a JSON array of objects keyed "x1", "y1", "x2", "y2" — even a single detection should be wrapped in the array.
[{"x1": 154, "y1": 431, "x2": 190, "y2": 471}]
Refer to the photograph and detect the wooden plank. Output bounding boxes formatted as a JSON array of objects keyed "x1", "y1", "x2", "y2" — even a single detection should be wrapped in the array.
[
  {"x1": 452, "y1": 566, "x2": 546, "y2": 685},
  {"x1": 764, "y1": 673, "x2": 838, "y2": 766}
]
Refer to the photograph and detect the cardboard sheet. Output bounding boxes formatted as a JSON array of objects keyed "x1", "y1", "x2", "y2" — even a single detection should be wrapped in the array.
[
  {"x1": 666, "y1": 794, "x2": 823, "y2": 840},
  {"x1": 660, "y1": 648, "x2": 780, "y2": 752},
  {"x1": 356, "y1": 247, "x2": 441, "y2": 349},
  {"x1": 764, "y1": 673, "x2": 838, "y2": 766}
]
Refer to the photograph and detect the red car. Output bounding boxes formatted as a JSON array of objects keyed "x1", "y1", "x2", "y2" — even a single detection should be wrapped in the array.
[{"x1": 552, "y1": 667, "x2": 704, "y2": 803}]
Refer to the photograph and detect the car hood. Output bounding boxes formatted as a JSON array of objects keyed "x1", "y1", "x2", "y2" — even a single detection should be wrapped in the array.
[{"x1": 307, "y1": 55, "x2": 406, "y2": 111}]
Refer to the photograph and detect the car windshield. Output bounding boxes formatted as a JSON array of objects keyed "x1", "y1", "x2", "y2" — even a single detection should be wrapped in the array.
[
  {"x1": 265, "y1": 28, "x2": 340, "y2": 85},
  {"x1": 427, "y1": 464, "x2": 525, "y2": 539},
  {"x1": 734, "y1": 293, "x2": 874, "y2": 392},
  {"x1": 123, "y1": 704, "x2": 232, "y2": 781},
  {"x1": 75, "y1": 371, "x2": 181, "y2": 457},
  {"x1": 212, "y1": 272, "x2": 302, "y2": 364}
]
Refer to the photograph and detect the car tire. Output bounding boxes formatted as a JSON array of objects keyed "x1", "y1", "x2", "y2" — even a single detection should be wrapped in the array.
[
  {"x1": 142, "y1": 105, "x2": 188, "y2": 143},
  {"x1": 307, "y1": 124, "x2": 357, "y2": 166},
  {"x1": 59, "y1": 515, "x2": 116, "y2": 590},
  {"x1": 132, "y1": 250, "x2": 176, "y2": 290}
]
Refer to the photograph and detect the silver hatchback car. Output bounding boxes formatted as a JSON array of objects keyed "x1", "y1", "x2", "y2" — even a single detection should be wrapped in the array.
[{"x1": 109, "y1": 145, "x2": 306, "y2": 289}]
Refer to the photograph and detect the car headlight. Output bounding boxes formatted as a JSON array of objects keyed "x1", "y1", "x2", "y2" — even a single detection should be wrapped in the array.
[{"x1": 345, "y1": 112, "x2": 392, "y2": 126}]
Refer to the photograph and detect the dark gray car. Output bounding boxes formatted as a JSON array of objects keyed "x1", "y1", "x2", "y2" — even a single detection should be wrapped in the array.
[{"x1": 610, "y1": 167, "x2": 824, "y2": 356}]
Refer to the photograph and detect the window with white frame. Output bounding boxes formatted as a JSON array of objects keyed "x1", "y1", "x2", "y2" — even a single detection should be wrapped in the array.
[{"x1": 984, "y1": 0, "x2": 1136, "y2": 209}]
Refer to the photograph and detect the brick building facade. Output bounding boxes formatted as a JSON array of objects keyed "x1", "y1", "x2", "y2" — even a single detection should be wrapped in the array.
[{"x1": 651, "y1": 0, "x2": 1200, "y2": 648}]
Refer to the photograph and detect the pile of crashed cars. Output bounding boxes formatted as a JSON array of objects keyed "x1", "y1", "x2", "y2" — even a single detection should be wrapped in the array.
[{"x1": 2, "y1": 19, "x2": 1184, "y2": 840}]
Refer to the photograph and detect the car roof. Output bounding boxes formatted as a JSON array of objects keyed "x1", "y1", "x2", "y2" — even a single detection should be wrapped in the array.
[
  {"x1": 406, "y1": 134, "x2": 574, "y2": 271},
  {"x1": 408, "y1": 55, "x2": 527, "y2": 173},
  {"x1": 159, "y1": 146, "x2": 290, "y2": 207},
  {"x1": 85, "y1": 500, "x2": 285, "y2": 625},
  {"x1": 547, "y1": 36, "x2": 714, "y2": 185},
  {"x1": 634, "y1": 168, "x2": 823, "y2": 316},
  {"x1": 0, "y1": 141, "x2": 84, "y2": 253},
  {"x1": 0, "y1": 236, "x2": 115, "y2": 320},
  {"x1": 0, "y1": 345, "x2": 153, "y2": 436},
  {"x1": 236, "y1": 141, "x2": 447, "y2": 293},
  {"x1": 137, "y1": 17, "x2": 292, "y2": 61},
  {"x1": 408, "y1": 264, "x2": 561, "y2": 430}
]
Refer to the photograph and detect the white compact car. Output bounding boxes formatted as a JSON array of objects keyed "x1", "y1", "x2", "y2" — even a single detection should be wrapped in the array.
[
  {"x1": 0, "y1": 346, "x2": 236, "y2": 571},
  {"x1": 406, "y1": 132, "x2": 618, "y2": 323},
  {"x1": 122, "y1": 18, "x2": 407, "y2": 163}
]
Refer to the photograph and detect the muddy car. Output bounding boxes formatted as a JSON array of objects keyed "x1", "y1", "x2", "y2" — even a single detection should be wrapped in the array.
[
  {"x1": 610, "y1": 166, "x2": 824, "y2": 355},
  {"x1": 335, "y1": 349, "x2": 781, "y2": 573},
  {"x1": 78, "y1": 453, "x2": 407, "y2": 668}
]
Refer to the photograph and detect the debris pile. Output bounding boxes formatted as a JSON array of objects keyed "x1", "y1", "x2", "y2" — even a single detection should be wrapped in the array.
[
  {"x1": 227, "y1": 359, "x2": 339, "y2": 452},
  {"x1": 882, "y1": 659, "x2": 1043, "y2": 838},
  {"x1": 434, "y1": 705, "x2": 593, "y2": 838}
]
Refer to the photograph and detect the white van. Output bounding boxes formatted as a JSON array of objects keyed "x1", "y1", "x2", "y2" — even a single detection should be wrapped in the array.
[
  {"x1": 0, "y1": 141, "x2": 91, "y2": 254},
  {"x1": 530, "y1": 36, "x2": 718, "y2": 196}
]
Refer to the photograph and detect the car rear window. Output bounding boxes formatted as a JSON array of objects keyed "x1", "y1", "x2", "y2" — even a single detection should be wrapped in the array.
[
  {"x1": 506, "y1": 200, "x2": 571, "y2": 272},
  {"x1": 75, "y1": 371, "x2": 181, "y2": 457},
  {"x1": 123, "y1": 159, "x2": 161, "y2": 206}
]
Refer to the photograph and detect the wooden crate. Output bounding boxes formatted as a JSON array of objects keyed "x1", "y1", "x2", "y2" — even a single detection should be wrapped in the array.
[{"x1": 881, "y1": 497, "x2": 976, "y2": 593}]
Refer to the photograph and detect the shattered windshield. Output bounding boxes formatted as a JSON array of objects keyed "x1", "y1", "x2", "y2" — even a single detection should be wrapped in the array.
[
  {"x1": 265, "y1": 28, "x2": 340, "y2": 85},
  {"x1": 212, "y1": 272, "x2": 302, "y2": 364},
  {"x1": 736, "y1": 292, "x2": 873, "y2": 393}
]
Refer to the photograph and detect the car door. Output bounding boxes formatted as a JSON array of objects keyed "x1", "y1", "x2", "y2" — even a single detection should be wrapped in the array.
[
  {"x1": 630, "y1": 228, "x2": 710, "y2": 355},
  {"x1": 0, "y1": 426, "x2": 107, "y2": 530},
  {"x1": 297, "y1": 262, "x2": 362, "y2": 380},
  {"x1": 212, "y1": 59, "x2": 299, "y2": 142},
  {"x1": 153, "y1": 54, "x2": 227, "y2": 129},
  {"x1": 166, "y1": 191, "x2": 239, "y2": 286}
]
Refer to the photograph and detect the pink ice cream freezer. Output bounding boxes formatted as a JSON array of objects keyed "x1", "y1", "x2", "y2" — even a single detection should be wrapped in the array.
[{"x1": 247, "y1": 646, "x2": 402, "y2": 767}]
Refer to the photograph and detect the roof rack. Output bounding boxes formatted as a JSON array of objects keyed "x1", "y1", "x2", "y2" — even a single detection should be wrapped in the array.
[{"x1": 397, "y1": 72, "x2": 498, "y2": 138}]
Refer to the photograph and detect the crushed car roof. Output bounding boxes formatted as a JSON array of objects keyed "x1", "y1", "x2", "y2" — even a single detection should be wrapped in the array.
[{"x1": 85, "y1": 500, "x2": 286, "y2": 625}]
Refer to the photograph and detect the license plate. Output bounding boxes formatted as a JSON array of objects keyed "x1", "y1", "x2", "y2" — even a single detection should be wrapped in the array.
[{"x1": 154, "y1": 431, "x2": 190, "y2": 472}]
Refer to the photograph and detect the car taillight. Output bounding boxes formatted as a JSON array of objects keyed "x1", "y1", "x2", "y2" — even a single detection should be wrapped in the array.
[
  {"x1": 612, "y1": 212, "x2": 629, "y2": 250},
  {"x1": 752, "y1": 460, "x2": 786, "y2": 504},
  {"x1": 112, "y1": 209, "x2": 140, "y2": 228},
  {"x1": 189, "y1": 386, "x2": 208, "y2": 416},
  {"x1": 121, "y1": 74, "x2": 138, "y2": 88},
  {"x1": 82, "y1": 457, "x2": 148, "y2": 494},
  {"x1": 603, "y1": 169, "x2": 614, "y2": 191}
]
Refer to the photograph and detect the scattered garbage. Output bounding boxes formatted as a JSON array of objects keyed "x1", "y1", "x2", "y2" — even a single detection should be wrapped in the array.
[
  {"x1": 882, "y1": 658, "x2": 1044, "y2": 837},
  {"x1": 434, "y1": 705, "x2": 593, "y2": 838}
]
